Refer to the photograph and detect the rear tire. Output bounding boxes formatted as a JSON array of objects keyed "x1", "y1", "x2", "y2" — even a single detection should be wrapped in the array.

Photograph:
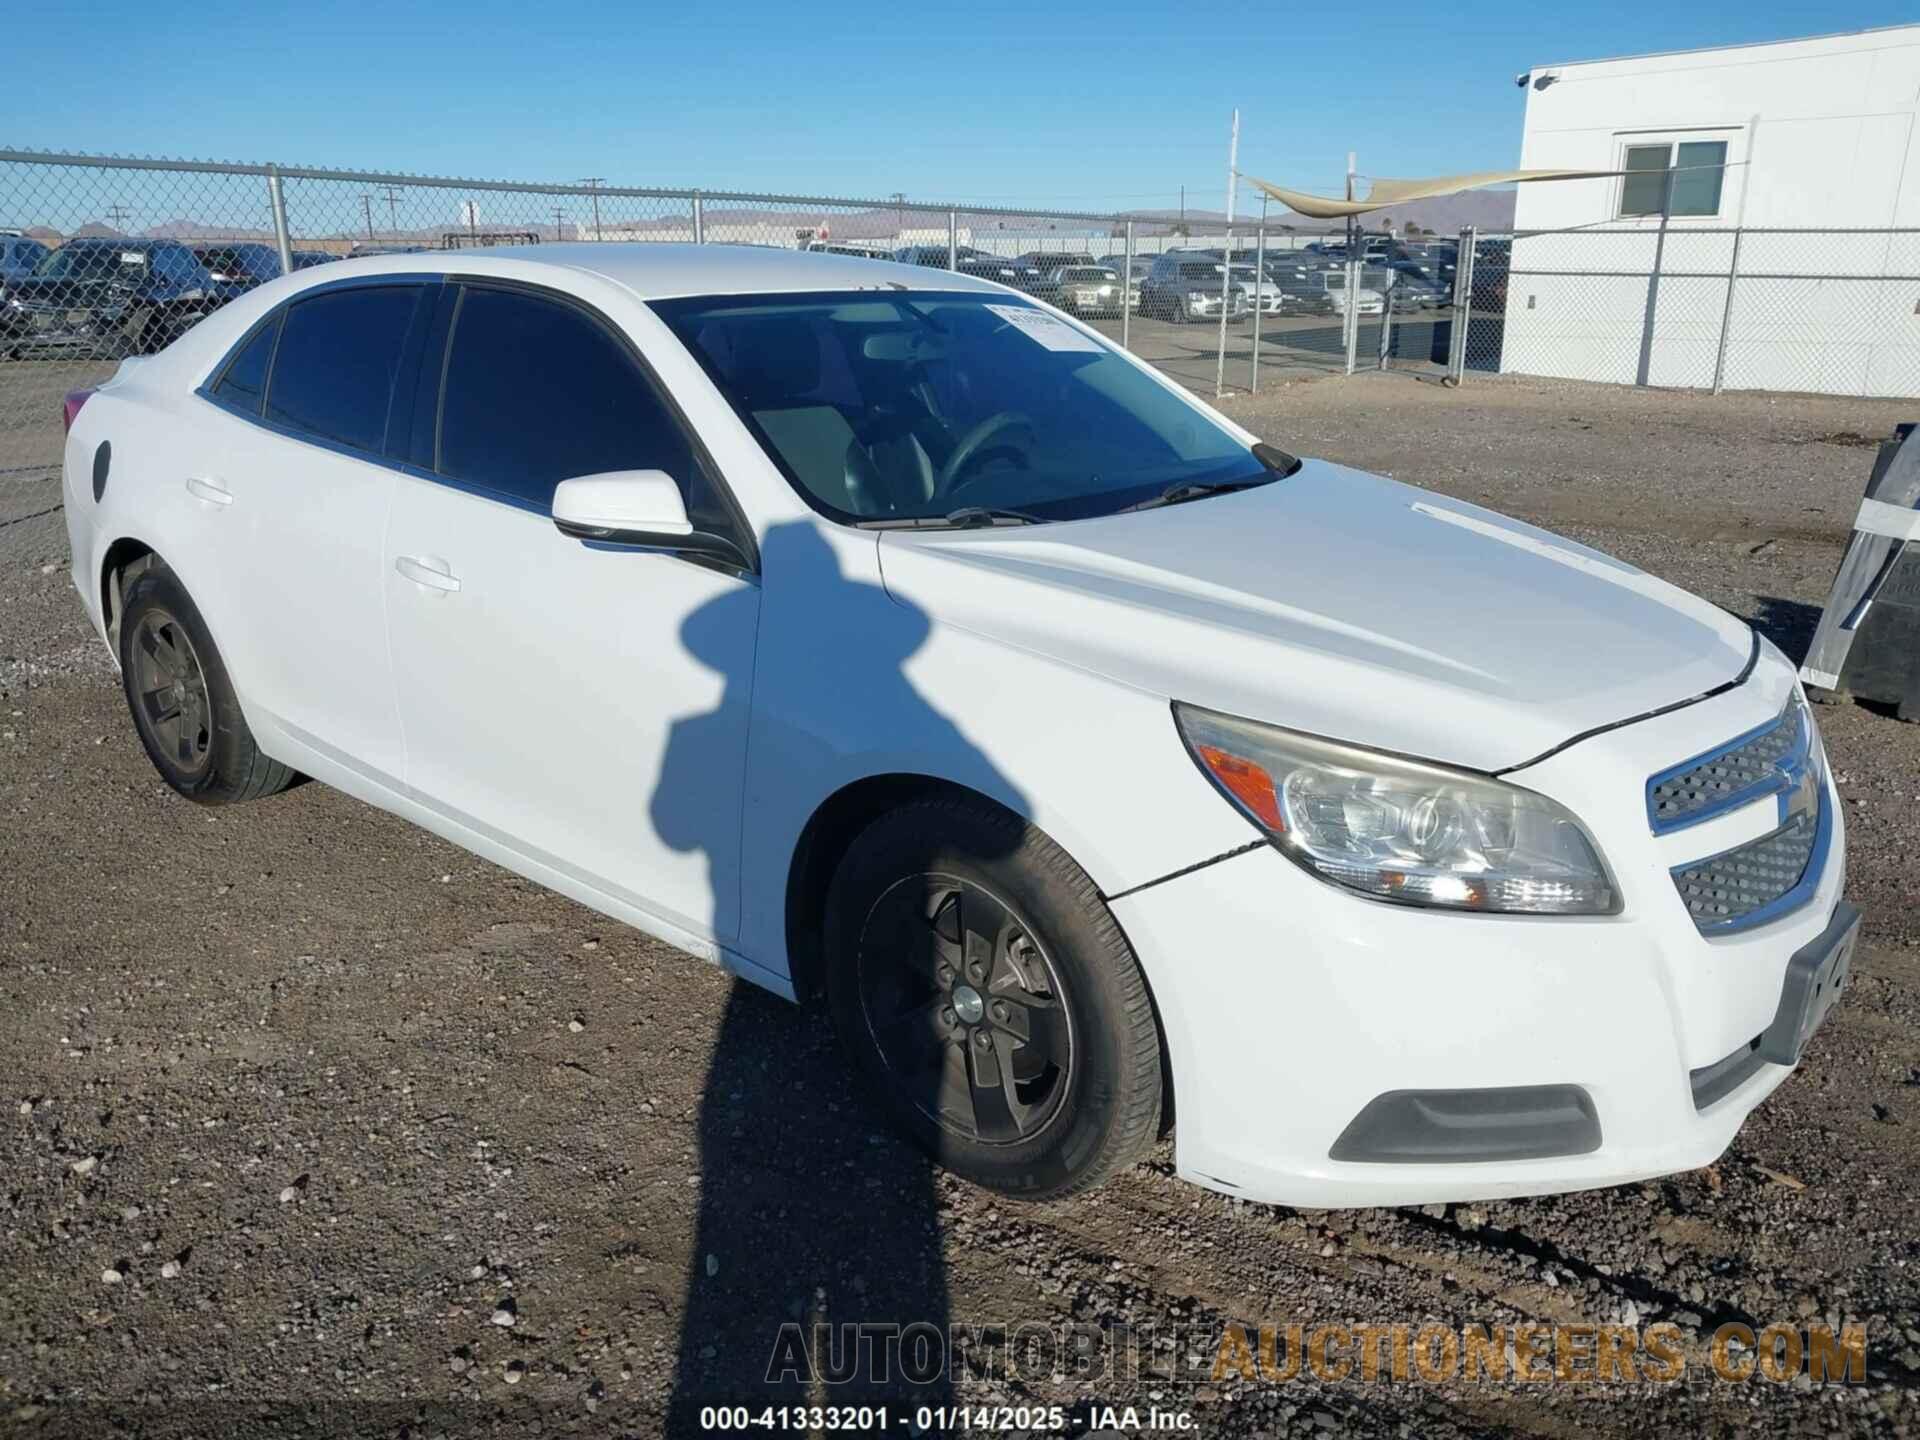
[
  {"x1": 825, "y1": 796, "x2": 1163, "y2": 1200},
  {"x1": 118, "y1": 565, "x2": 296, "y2": 805}
]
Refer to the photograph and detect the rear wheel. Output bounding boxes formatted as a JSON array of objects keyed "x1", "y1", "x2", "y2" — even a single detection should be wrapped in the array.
[
  {"x1": 825, "y1": 796, "x2": 1163, "y2": 1200},
  {"x1": 118, "y1": 565, "x2": 296, "y2": 805}
]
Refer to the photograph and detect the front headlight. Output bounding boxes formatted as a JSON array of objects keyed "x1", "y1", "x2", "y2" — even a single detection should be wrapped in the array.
[{"x1": 1174, "y1": 704, "x2": 1619, "y2": 915}]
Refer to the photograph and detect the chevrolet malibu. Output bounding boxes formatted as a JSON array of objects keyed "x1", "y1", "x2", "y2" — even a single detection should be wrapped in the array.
[{"x1": 60, "y1": 245, "x2": 1858, "y2": 1206}]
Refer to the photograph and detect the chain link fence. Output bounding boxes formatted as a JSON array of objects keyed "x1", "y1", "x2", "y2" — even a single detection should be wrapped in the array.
[
  {"x1": 6, "y1": 149, "x2": 1920, "y2": 481},
  {"x1": 1457, "y1": 225, "x2": 1920, "y2": 397}
]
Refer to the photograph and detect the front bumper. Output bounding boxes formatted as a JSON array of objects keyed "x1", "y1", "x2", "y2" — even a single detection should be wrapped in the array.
[
  {"x1": 1183, "y1": 296, "x2": 1247, "y2": 319},
  {"x1": 1112, "y1": 660, "x2": 1852, "y2": 1207}
]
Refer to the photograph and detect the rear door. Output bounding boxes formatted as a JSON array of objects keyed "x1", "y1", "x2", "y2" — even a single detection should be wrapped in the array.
[
  {"x1": 193, "y1": 280, "x2": 434, "y2": 783},
  {"x1": 384, "y1": 281, "x2": 760, "y2": 944}
]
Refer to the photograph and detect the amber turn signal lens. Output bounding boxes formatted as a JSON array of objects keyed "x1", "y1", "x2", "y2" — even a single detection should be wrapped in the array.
[{"x1": 1194, "y1": 744, "x2": 1284, "y2": 832}]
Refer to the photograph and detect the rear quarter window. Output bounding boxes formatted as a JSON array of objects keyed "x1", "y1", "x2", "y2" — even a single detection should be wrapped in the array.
[{"x1": 210, "y1": 314, "x2": 281, "y2": 415}]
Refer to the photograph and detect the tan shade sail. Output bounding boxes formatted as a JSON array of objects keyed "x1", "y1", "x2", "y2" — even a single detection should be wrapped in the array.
[{"x1": 1245, "y1": 169, "x2": 1616, "y2": 220}]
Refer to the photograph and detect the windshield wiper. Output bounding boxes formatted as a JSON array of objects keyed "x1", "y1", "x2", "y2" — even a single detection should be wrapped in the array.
[
  {"x1": 1117, "y1": 443, "x2": 1303, "y2": 514},
  {"x1": 1118, "y1": 479, "x2": 1265, "y2": 514},
  {"x1": 856, "y1": 506, "x2": 1042, "y2": 530}
]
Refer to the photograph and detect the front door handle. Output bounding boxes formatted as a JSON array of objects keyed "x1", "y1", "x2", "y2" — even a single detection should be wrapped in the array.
[
  {"x1": 185, "y1": 476, "x2": 233, "y2": 506},
  {"x1": 394, "y1": 555, "x2": 462, "y2": 594}
]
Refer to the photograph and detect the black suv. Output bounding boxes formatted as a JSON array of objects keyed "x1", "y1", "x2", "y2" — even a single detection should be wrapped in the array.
[{"x1": 5, "y1": 239, "x2": 218, "y2": 358}]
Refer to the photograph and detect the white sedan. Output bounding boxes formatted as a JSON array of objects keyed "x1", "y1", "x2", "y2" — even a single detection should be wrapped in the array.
[{"x1": 60, "y1": 245, "x2": 1857, "y2": 1207}]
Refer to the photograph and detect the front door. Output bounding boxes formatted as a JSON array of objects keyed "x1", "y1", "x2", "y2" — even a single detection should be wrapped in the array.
[{"x1": 383, "y1": 282, "x2": 759, "y2": 944}]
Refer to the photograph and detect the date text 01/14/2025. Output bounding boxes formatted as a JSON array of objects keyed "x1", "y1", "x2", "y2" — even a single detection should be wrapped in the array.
[{"x1": 698, "y1": 1404, "x2": 1112, "y2": 1431}]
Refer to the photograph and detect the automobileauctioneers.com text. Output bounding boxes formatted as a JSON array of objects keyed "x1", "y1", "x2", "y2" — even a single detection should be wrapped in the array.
[{"x1": 762, "y1": 1317, "x2": 1868, "y2": 1389}]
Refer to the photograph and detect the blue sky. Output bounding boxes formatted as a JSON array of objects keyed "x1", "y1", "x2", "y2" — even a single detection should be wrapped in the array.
[{"x1": 3, "y1": 2, "x2": 1913, "y2": 212}]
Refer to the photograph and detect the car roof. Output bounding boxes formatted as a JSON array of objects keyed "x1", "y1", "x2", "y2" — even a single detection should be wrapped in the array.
[{"x1": 284, "y1": 242, "x2": 1008, "y2": 300}]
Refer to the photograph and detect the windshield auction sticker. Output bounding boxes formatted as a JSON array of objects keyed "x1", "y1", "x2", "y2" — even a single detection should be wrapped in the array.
[{"x1": 985, "y1": 304, "x2": 1104, "y2": 353}]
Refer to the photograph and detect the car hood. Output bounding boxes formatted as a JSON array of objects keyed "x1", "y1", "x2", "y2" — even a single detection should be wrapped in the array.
[{"x1": 875, "y1": 461, "x2": 1755, "y2": 772}]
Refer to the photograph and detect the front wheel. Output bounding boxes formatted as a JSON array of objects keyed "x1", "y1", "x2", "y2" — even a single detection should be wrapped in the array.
[{"x1": 825, "y1": 796, "x2": 1164, "y2": 1200}]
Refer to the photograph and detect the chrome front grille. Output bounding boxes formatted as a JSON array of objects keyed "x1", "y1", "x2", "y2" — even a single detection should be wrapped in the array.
[
  {"x1": 1656, "y1": 694, "x2": 1830, "y2": 934},
  {"x1": 1671, "y1": 806, "x2": 1822, "y2": 931},
  {"x1": 1647, "y1": 703, "x2": 1803, "y2": 833}
]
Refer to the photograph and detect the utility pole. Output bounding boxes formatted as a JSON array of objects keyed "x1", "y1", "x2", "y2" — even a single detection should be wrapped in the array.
[
  {"x1": 891, "y1": 192, "x2": 905, "y2": 243},
  {"x1": 360, "y1": 194, "x2": 374, "y2": 241},
  {"x1": 379, "y1": 185, "x2": 403, "y2": 238},
  {"x1": 105, "y1": 205, "x2": 132, "y2": 232},
  {"x1": 552, "y1": 207, "x2": 567, "y2": 239},
  {"x1": 1179, "y1": 185, "x2": 1185, "y2": 227},
  {"x1": 579, "y1": 178, "x2": 604, "y2": 240}
]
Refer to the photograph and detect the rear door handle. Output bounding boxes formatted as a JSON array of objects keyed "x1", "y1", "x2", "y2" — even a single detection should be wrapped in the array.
[
  {"x1": 185, "y1": 476, "x2": 233, "y2": 506},
  {"x1": 394, "y1": 555, "x2": 462, "y2": 594}
]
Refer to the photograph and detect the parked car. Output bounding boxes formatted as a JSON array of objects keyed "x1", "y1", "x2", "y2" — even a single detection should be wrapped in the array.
[
  {"x1": 802, "y1": 241, "x2": 892, "y2": 260},
  {"x1": 1261, "y1": 254, "x2": 1341, "y2": 314},
  {"x1": 1140, "y1": 254, "x2": 1250, "y2": 322},
  {"x1": 5, "y1": 239, "x2": 217, "y2": 358},
  {"x1": 1014, "y1": 252, "x2": 1097, "y2": 296},
  {"x1": 1381, "y1": 262, "x2": 1450, "y2": 311},
  {"x1": 1106, "y1": 256, "x2": 1149, "y2": 310},
  {"x1": 291, "y1": 251, "x2": 339, "y2": 270},
  {"x1": 1322, "y1": 267, "x2": 1386, "y2": 317},
  {"x1": 893, "y1": 244, "x2": 1036, "y2": 288},
  {"x1": 1047, "y1": 265, "x2": 1122, "y2": 316},
  {"x1": 193, "y1": 243, "x2": 284, "y2": 302},
  {"x1": 1470, "y1": 239, "x2": 1512, "y2": 312},
  {"x1": 0, "y1": 235, "x2": 50, "y2": 282},
  {"x1": 61, "y1": 243, "x2": 1855, "y2": 1208}
]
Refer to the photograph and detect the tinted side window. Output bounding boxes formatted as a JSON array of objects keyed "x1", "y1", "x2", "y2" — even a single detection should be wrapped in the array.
[
  {"x1": 437, "y1": 286, "x2": 720, "y2": 527},
  {"x1": 266, "y1": 287, "x2": 422, "y2": 453},
  {"x1": 211, "y1": 314, "x2": 280, "y2": 415}
]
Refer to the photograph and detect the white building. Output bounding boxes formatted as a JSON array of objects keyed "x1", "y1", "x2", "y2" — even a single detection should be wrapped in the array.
[{"x1": 1500, "y1": 25, "x2": 1920, "y2": 396}]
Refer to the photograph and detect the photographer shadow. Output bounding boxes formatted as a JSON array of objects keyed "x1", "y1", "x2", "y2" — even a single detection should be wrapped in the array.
[{"x1": 655, "y1": 520, "x2": 1028, "y2": 1433}]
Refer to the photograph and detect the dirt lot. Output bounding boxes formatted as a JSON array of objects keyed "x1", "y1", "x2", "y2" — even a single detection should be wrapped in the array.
[{"x1": 3, "y1": 368, "x2": 1919, "y2": 1439}]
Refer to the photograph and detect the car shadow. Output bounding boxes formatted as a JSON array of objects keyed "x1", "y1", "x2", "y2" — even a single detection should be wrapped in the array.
[{"x1": 650, "y1": 519, "x2": 1028, "y2": 1435}]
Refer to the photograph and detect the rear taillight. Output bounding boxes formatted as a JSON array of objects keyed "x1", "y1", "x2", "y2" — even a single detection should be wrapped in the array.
[{"x1": 62, "y1": 388, "x2": 95, "y2": 435}]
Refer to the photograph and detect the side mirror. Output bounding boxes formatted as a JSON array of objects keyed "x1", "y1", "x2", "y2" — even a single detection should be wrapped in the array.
[{"x1": 551, "y1": 470, "x2": 748, "y2": 569}]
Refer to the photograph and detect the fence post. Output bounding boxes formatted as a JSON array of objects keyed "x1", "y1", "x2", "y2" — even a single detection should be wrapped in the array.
[
  {"x1": 1121, "y1": 219, "x2": 1134, "y2": 353},
  {"x1": 947, "y1": 210, "x2": 958, "y2": 271},
  {"x1": 1377, "y1": 256, "x2": 1394, "y2": 370},
  {"x1": 1343, "y1": 252, "x2": 1362, "y2": 376},
  {"x1": 1711, "y1": 227, "x2": 1744, "y2": 394},
  {"x1": 266, "y1": 166, "x2": 293, "y2": 275},
  {"x1": 691, "y1": 191, "x2": 704, "y2": 244},
  {"x1": 1447, "y1": 225, "x2": 1477, "y2": 385},
  {"x1": 1250, "y1": 197, "x2": 1267, "y2": 393}
]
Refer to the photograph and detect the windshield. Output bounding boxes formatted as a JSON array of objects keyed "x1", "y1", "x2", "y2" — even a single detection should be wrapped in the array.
[{"x1": 654, "y1": 290, "x2": 1265, "y2": 525}]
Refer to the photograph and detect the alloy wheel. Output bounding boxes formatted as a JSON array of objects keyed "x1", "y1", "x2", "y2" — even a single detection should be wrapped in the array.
[
  {"x1": 130, "y1": 609, "x2": 213, "y2": 776},
  {"x1": 857, "y1": 874, "x2": 1074, "y2": 1145}
]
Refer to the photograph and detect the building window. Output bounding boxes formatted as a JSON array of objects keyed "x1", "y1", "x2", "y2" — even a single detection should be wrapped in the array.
[{"x1": 1618, "y1": 140, "x2": 1728, "y2": 218}]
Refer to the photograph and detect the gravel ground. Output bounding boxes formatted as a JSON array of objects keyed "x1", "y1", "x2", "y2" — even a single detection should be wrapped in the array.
[{"x1": 2, "y1": 368, "x2": 1918, "y2": 1439}]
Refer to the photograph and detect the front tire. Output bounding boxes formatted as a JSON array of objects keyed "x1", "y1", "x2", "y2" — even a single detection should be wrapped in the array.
[
  {"x1": 118, "y1": 565, "x2": 297, "y2": 805},
  {"x1": 825, "y1": 796, "x2": 1163, "y2": 1200}
]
